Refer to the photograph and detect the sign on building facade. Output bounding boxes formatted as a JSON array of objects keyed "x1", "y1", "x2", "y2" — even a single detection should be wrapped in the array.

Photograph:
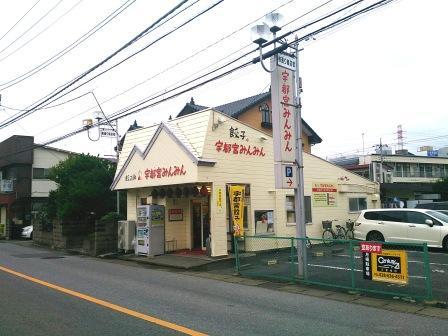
[
  {"x1": 312, "y1": 182, "x2": 338, "y2": 207},
  {"x1": 272, "y1": 53, "x2": 297, "y2": 189},
  {"x1": 229, "y1": 185, "x2": 245, "y2": 236}
]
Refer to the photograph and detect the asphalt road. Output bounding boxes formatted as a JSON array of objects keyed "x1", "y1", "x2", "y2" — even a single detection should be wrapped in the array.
[{"x1": 1, "y1": 241, "x2": 448, "y2": 336}]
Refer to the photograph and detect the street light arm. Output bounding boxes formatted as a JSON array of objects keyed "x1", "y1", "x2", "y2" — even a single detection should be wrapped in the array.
[{"x1": 259, "y1": 46, "x2": 273, "y2": 73}]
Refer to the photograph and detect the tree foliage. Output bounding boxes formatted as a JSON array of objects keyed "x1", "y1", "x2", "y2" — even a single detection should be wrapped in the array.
[
  {"x1": 47, "y1": 154, "x2": 116, "y2": 220},
  {"x1": 434, "y1": 177, "x2": 448, "y2": 201}
]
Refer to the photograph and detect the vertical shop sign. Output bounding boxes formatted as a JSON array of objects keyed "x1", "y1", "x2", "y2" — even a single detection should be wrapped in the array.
[
  {"x1": 216, "y1": 186, "x2": 223, "y2": 214},
  {"x1": 272, "y1": 54, "x2": 297, "y2": 189},
  {"x1": 229, "y1": 185, "x2": 245, "y2": 236}
]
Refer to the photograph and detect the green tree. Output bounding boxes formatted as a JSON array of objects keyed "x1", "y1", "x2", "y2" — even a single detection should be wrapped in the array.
[
  {"x1": 434, "y1": 177, "x2": 448, "y2": 201},
  {"x1": 48, "y1": 154, "x2": 117, "y2": 220}
]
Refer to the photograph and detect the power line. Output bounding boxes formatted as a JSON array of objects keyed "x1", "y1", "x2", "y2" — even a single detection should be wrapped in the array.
[
  {"x1": 0, "y1": 0, "x2": 85, "y2": 64},
  {"x1": 0, "y1": 0, "x2": 136, "y2": 90},
  {"x1": 0, "y1": 0, "x2": 42, "y2": 44},
  {"x1": 23, "y1": 0, "x2": 224, "y2": 115},
  {"x1": 0, "y1": 0, "x2": 198, "y2": 129},
  {"x1": 0, "y1": 0, "x2": 64, "y2": 57},
  {"x1": 0, "y1": 0, "x2": 396, "y2": 161},
  {"x1": 32, "y1": 0, "x2": 301, "y2": 137}
]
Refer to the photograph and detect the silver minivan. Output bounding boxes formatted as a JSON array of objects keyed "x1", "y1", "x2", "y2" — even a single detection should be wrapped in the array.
[{"x1": 354, "y1": 208, "x2": 448, "y2": 249}]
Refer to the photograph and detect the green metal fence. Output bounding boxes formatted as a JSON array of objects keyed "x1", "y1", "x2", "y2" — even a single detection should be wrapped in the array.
[{"x1": 235, "y1": 235, "x2": 432, "y2": 301}]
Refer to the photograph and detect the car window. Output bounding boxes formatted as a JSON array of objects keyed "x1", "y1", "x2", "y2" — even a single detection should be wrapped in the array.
[
  {"x1": 364, "y1": 211, "x2": 380, "y2": 220},
  {"x1": 407, "y1": 211, "x2": 434, "y2": 225},
  {"x1": 378, "y1": 211, "x2": 406, "y2": 222},
  {"x1": 428, "y1": 211, "x2": 448, "y2": 224}
]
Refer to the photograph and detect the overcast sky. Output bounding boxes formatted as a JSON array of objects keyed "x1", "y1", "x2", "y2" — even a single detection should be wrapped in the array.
[{"x1": 0, "y1": 0, "x2": 446, "y2": 160}]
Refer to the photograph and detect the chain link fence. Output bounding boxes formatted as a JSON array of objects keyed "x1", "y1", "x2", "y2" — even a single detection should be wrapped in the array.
[{"x1": 235, "y1": 236, "x2": 432, "y2": 301}]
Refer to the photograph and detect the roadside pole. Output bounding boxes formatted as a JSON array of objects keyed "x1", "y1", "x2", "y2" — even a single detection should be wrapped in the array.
[{"x1": 293, "y1": 37, "x2": 307, "y2": 280}]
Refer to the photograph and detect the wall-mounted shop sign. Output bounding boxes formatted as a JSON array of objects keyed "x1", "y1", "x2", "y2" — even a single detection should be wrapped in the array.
[
  {"x1": 228, "y1": 126, "x2": 248, "y2": 141},
  {"x1": 124, "y1": 164, "x2": 186, "y2": 183},
  {"x1": 229, "y1": 185, "x2": 245, "y2": 236},
  {"x1": 312, "y1": 182, "x2": 337, "y2": 207},
  {"x1": 363, "y1": 249, "x2": 408, "y2": 285},
  {"x1": 168, "y1": 208, "x2": 183, "y2": 221},
  {"x1": 215, "y1": 141, "x2": 265, "y2": 157},
  {"x1": 216, "y1": 186, "x2": 223, "y2": 214}
]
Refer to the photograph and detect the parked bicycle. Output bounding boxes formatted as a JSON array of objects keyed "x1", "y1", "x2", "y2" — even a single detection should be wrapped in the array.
[
  {"x1": 322, "y1": 220, "x2": 346, "y2": 245},
  {"x1": 345, "y1": 219, "x2": 355, "y2": 239}
]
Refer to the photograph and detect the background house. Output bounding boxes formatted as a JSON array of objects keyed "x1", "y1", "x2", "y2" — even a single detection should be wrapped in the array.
[
  {"x1": 0, "y1": 135, "x2": 73, "y2": 238},
  {"x1": 331, "y1": 148, "x2": 448, "y2": 207},
  {"x1": 177, "y1": 91, "x2": 322, "y2": 154}
]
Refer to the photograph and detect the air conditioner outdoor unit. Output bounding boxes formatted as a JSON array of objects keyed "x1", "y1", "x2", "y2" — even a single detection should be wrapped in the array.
[{"x1": 118, "y1": 220, "x2": 136, "y2": 253}]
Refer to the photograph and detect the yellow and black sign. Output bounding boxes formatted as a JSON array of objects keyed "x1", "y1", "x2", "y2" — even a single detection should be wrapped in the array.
[
  {"x1": 370, "y1": 249, "x2": 408, "y2": 285},
  {"x1": 229, "y1": 185, "x2": 245, "y2": 237}
]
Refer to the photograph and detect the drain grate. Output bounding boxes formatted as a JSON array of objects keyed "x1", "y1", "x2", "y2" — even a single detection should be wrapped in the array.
[{"x1": 41, "y1": 256, "x2": 65, "y2": 259}]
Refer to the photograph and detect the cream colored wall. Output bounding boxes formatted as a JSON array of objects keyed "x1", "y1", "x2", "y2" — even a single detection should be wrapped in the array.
[
  {"x1": 31, "y1": 148, "x2": 70, "y2": 197},
  {"x1": 127, "y1": 188, "x2": 193, "y2": 250},
  {"x1": 33, "y1": 147, "x2": 70, "y2": 168},
  {"x1": 164, "y1": 197, "x2": 191, "y2": 250},
  {"x1": 275, "y1": 154, "x2": 379, "y2": 239},
  {"x1": 199, "y1": 113, "x2": 277, "y2": 256},
  {"x1": 114, "y1": 128, "x2": 199, "y2": 190},
  {"x1": 31, "y1": 180, "x2": 59, "y2": 197},
  {"x1": 200, "y1": 110, "x2": 379, "y2": 255}
]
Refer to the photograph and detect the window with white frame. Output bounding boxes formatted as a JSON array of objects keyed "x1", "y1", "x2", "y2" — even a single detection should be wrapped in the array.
[{"x1": 349, "y1": 197, "x2": 367, "y2": 212}]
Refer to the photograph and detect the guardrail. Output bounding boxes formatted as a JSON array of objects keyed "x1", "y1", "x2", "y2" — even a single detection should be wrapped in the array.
[{"x1": 234, "y1": 235, "x2": 432, "y2": 301}]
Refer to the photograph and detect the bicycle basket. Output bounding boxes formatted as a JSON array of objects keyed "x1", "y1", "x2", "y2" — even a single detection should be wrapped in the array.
[
  {"x1": 322, "y1": 220, "x2": 332, "y2": 230},
  {"x1": 346, "y1": 221, "x2": 354, "y2": 231}
]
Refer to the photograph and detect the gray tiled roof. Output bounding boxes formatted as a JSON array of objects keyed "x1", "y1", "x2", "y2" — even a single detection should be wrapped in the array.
[
  {"x1": 213, "y1": 92, "x2": 270, "y2": 118},
  {"x1": 175, "y1": 92, "x2": 322, "y2": 144}
]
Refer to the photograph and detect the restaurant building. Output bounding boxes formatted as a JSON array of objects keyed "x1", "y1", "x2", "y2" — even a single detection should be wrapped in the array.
[{"x1": 112, "y1": 109, "x2": 379, "y2": 257}]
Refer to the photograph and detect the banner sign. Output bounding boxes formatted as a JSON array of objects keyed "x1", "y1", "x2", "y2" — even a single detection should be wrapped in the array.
[
  {"x1": 360, "y1": 242, "x2": 382, "y2": 253},
  {"x1": 229, "y1": 185, "x2": 245, "y2": 236},
  {"x1": 271, "y1": 60, "x2": 296, "y2": 164},
  {"x1": 0, "y1": 223, "x2": 5, "y2": 236},
  {"x1": 312, "y1": 182, "x2": 337, "y2": 207},
  {"x1": 363, "y1": 249, "x2": 408, "y2": 285},
  {"x1": 168, "y1": 209, "x2": 183, "y2": 221}
]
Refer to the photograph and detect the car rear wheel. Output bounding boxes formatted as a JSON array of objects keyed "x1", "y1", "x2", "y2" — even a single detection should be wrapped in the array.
[
  {"x1": 367, "y1": 231, "x2": 384, "y2": 242},
  {"x1": 443, "y1": 236, "x2": 448, "y2": 252}
]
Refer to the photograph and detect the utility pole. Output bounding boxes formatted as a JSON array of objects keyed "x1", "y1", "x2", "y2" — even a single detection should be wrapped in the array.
[
  {"x1": 293, "y1": 37, "x2": 307, "y2": 280},
  {"x1": 379, "y1": 138, "x2": 384, "y2": 184},
  {"x1": 89, "y1": 92, "x2": 121, "y2": 215}
]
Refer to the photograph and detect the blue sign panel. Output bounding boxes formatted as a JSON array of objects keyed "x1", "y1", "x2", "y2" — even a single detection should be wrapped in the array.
[
  {"x1": 285, "y1": 166, "x2": 293, "y2": 178},
  {"x1": 428, "y1": 150, "x2": 438, "y2": 157}
]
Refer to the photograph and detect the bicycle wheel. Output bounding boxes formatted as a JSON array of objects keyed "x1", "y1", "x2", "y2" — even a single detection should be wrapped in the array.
[
  {"x1": 336, "y1": 227, "x2": 347, "y2": 240},
  {"x1": 322, "y1": 230, "x2": 334, "y2": 246},
  {"x1": 346, "y1": 230, "x2": 354, "y2": 240}
]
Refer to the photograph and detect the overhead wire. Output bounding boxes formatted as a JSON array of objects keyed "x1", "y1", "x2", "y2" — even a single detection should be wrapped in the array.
[
  {"x1": 0, "y1": 0, "x2": 198, "y2": 129},
  {"x1": 20, "y1": 0, "x2": 225, "y2": 117},
  {"x1": 0, "y1": 0, "x2": 397, "y2": 160},
  {"x1": 0, "y1": 0, "x2": 136, "y2": 90},
  {"x1": 0, "y1": 0, "x2": 42, "y2": 44},
  {"x1": 0, "y1": 0, "x2": 85, "y2": 64},
  {"x1": 32, "y1": 0, "x2": 301, "y2": 136},
  {"x1": 0, "y1": 0, "x2": 65, "y2": 56}
]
